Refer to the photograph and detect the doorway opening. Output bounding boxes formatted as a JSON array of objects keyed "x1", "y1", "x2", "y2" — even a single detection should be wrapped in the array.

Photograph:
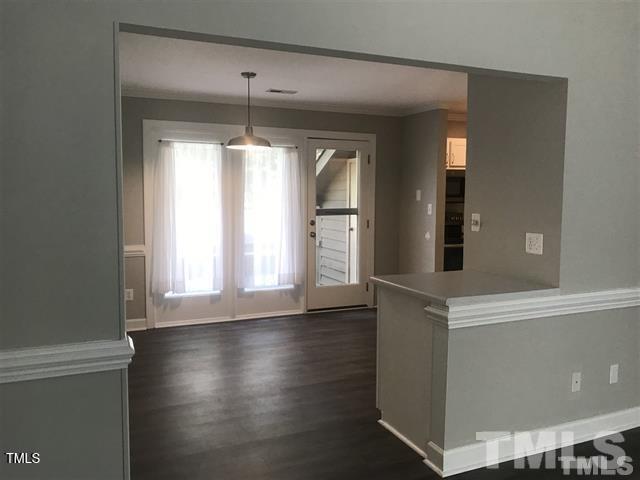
[
  {"x1": 117, "y1": 27, "x2": 470, "y2": 330},
  {"x1": 116, "y1": 22, "x2": 568, "y2": 480}
]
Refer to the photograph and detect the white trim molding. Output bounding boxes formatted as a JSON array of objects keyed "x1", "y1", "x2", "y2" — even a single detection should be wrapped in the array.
[
  {"x1": 377, "y1": 419, "x2": 428, "y2": 458},
  {"x1": 154, "y1": 309, "x2": 304, "y2": 329},
  {"x1": 0, "y1": 336, "x2": 135, "y2": 384},
  {"x1": 425, "y1": 288, "x2": 640, "y2": 329},
  {"x1": 126, "y1": 318, "x2": 147, "y2": 332},
  {"x1": 424, "y1": 406, "x2": 640, "y2": 477},
  {"x1": 124, "y1": 244, "x2": 146, "y2": 258}
]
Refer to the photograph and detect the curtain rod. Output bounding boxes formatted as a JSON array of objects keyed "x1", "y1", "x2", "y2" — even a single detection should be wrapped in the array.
[
  {"x1": 158, "y1": 139, "x2": 298, "y2": 148},
  {"x1": 158, "y1": 139, "x2": 223, "y2": 145}
]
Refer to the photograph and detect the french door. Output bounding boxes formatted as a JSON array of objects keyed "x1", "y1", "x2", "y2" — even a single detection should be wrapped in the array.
[{"x1": 306, "y1": 139, "x2": 374, "y2": 310}]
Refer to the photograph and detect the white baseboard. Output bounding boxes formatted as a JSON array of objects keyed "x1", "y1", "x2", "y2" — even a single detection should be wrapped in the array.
[
  {"x1": 377, "y1": 419, "x2": 427, "y2": 458},
  {"x1": 0, "y1": 336, "x2": 135, "y2": 383},
  {"x1": 423, "y1": 406, "x2": 640, "y2": 477},
  {"x1": 126, "y1": 318, "x2": 147, "y2": 331},
  {"x1": 155, "y1": 309, "x2": 304, "y2": 329}
]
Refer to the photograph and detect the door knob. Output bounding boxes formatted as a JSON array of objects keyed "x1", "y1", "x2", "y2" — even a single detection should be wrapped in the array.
[
  {"x1": 310, "y1": 232, "x2": 316, "y2": 238},
  {"x1": 310, "y1": 219, "x2": 316, "y2": 226}
]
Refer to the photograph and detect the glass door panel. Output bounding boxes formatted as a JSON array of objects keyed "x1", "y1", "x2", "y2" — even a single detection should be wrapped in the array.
[{"x1": 306, "y1": 140, "x2": 372, "y2": 310}]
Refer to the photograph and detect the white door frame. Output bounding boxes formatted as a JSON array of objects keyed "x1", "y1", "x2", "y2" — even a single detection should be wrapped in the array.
[{"x1": 305, "y1": 138, "x2": 376, "y2": 310}]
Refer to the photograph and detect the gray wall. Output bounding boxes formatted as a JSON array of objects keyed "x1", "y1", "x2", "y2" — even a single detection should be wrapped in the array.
[
  {"x1": 377, "y1": 288, "x2": 435, "y2": 450},
  {"x1": 3, "y1": 0, "x2": 638, "y2": 345},
  {"x1": 122, "y1": 96, "x2": 403, "y2": 276},
  {"x1": 0, "y1": 371, "x2": 126, "y2": 480},
  {"x1": 1, "y1": 2, "x2": 638, "y2": 479},
  {"x1": 443, "y1": 307, "x2": 640, "y2": 449},
  {"x1": 398, "y1": 109, "x2": 447, "y2": 273},
  {"x1": 447, "y1": 120, "x2": 467, "y2": 139},
  {"x1": 124, "y1": 256, "x2": 146, "y2": 320},
  {"x1": 464, "y1": 74, "x2": 567, "y2": 287}
]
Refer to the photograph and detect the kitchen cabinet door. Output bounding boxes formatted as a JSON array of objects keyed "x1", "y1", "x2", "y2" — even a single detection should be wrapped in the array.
[{"x1": 447, "y1": 138, "x2": 467, "y2": 169}]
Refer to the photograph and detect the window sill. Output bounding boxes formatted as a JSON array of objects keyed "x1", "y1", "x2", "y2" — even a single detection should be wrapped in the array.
[
  {"x1": 243, "y1": 285, "x2": 295, "y2": 293},
  {"x1": 164, "y1": 290, "x2": 222, "y2": 299}
]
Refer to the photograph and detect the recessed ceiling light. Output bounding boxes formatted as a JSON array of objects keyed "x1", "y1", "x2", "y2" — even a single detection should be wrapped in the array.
[{"x1": 266, "y1": 88, "x2": 298, "y2": 95}]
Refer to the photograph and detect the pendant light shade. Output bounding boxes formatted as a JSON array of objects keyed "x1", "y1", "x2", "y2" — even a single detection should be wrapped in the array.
[{"x1": 226, "y1": 72, "x2": 271, "y2": 151}]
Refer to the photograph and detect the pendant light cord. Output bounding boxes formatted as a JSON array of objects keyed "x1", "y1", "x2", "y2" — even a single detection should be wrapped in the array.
[{"x1": 247, "y1": 75, "x2": 251, "y2": 128}]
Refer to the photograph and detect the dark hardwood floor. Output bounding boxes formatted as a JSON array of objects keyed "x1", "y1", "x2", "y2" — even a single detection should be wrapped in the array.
[{"x1": 129, "y1": 310, "x2": 639, "y2": 479}]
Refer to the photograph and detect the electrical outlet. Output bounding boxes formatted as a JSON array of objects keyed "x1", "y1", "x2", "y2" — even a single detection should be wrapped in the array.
[
  {"x1": 526, "y1": 232, "x2": 544, "y2": 255},
  {"x1": 571, "y1": 372, "x2": 582, "y2": 392},
  {"x1": 610, "y1": 364, "x2": 619, "y2": 384},
  {"x1": 427, "y1": 203, "x2": 433, "y2": 215},
  {"x1": 471, "y1": 213, "x2": 481, "y2": 232},
  {"x1": 125, "y1": 289, "x2": 134, "y2": 301}
]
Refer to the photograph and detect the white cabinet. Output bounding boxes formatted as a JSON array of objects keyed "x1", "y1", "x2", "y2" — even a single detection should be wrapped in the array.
[{"x1": 446, "y1": 137, "x2": 467, "y2": 170}]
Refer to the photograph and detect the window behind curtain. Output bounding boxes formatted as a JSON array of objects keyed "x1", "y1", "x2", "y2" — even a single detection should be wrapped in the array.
[
  {"x1": 173, "y1": 142, "x2": 223, "y2": 293},
  {"x1": 240, "y1": 147, "x2": 302, "y2": 289},
  {"x1": 151, "y1": 141, "x2": 223, "y2": 296}
]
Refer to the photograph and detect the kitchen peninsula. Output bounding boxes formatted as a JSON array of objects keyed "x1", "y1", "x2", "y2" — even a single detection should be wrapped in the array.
[{"x1": 371, "y1": 270, "x2": 558, "y2": 475}]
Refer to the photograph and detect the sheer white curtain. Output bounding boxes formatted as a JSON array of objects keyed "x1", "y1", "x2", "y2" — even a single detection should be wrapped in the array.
[
  {"x1": 237, "y1": 147, "x2": 303, "y2": 289},
  {"x1": 151, "y1": 141, "x2": 223, "y2": 295}
]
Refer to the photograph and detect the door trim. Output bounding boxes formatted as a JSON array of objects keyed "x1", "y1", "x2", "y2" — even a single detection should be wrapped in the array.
[{"x1": 305, "y1": 138, "x2": 376, "y2": 310}]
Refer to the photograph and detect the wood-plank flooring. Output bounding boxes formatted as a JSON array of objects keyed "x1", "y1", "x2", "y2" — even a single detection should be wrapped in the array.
[{"x1": 129, "y1": 309, "x2": 639, "y2": 479}]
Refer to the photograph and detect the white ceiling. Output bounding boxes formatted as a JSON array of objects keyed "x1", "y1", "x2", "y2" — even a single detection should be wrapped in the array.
[{"x1": 119, "y1": 32, "x2": 467, "y2": 117}]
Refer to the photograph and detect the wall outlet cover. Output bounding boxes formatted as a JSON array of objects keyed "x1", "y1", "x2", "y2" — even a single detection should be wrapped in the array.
[
  {"x1": 125, "y1": 288, "x2": 134, "y2": 301},
  {"x1": 571, "y1": 371, "x2": 582, "y2": 392},
  {"x1": 526, "y1": 232, "x2": 544, "y2": 255},
  {"x1": 610, "y1": 364, "x2": 619, "y2": 384},
  {"x1": 471, "y1": 213, "x2": 481, "y2": 232},
  {"x1": 427, "y1": 203, "x2": 433, "y2": 215}
]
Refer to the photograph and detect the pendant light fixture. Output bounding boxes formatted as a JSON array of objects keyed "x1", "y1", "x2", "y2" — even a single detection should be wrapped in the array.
[{"x1": 226, "y1": 72, "x2": 272, "y2": 151}]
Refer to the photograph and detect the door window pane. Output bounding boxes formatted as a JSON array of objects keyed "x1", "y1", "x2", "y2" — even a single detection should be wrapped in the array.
[{"x1": 314, "y1": 149, "x2": 359, "y2": 286}]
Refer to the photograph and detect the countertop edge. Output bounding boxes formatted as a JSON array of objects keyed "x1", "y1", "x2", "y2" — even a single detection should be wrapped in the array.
[
  {"x1": 370, "y1": 274, "x2": 559, "y2": 307},
  {"x1": 370, "y1": 276, "x2": 448, "y2": 305}
]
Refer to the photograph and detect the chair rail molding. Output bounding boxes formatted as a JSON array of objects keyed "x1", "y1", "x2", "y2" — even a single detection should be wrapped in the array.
[
  {"x1": 124, "y1": 244, "x2": 146, "y2": 257},
  {"x1": 0, "y1": 336, "x2": 135, "y2": 384},
  {"x1": 425, "y1": 287, "x2": 640, "y2": 329}
]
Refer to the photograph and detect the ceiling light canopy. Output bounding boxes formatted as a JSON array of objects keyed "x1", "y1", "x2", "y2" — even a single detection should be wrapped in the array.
[{"x1": 226, "y1": 72, "x2": 271, "y2": 151}]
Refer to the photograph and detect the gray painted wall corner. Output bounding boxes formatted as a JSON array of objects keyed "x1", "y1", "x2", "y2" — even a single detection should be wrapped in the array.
[{"x1": 398, "y1": 109, "x2": 448, "y2": 273}]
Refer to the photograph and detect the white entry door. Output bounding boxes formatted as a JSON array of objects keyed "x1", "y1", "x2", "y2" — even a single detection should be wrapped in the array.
[{"x1": 306, "y1": 139, "x2": 374, "y2": 310}]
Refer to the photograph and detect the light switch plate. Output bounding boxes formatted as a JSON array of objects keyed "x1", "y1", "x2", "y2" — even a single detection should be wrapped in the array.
[
  {"x1": 526, "y1": 232, "x2": 544, "y2": 255},
  {"x1": 416, "y1": 189, "x2": 422, "y2": 201},
  {"x1": 125, "y1": 289, "x2": 134, "y2": 301}
]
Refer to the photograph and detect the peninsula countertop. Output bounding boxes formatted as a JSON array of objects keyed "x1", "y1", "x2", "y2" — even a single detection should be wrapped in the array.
[{"x1": 370, "y1": 270, "x2": 558, "y2": 307}]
